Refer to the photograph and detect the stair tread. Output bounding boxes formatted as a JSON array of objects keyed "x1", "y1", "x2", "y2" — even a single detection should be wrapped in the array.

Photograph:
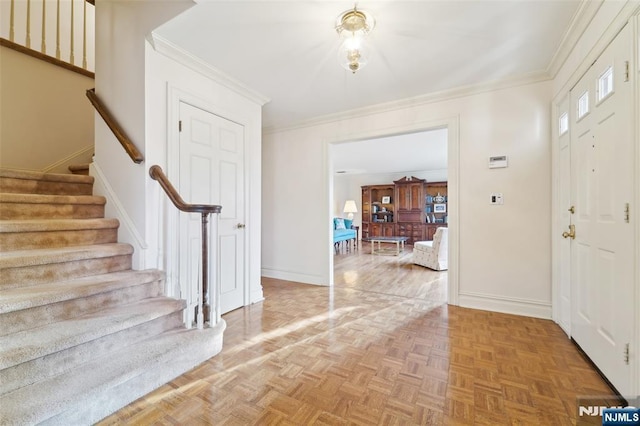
[
  {"x1": 0, "y1": 193, "x2": 105, "y2": 205},
  {"x1": 0, "y1": 322, "x2": 225, "y2": 425},
  {"x1": 0, "y1": 218, "x2": 119, "y2": 233},
  {"x1": 68, "y1": 164, "x2": 90, "y2": 172},
  {"x1": 0, "y1": 168, "x2": 94, "y2": 184},
  {"x1": 0, "y1": 297, "x2": 186, "y2": 369},
  {"x1": 0, "y1": 269, "x2": 164, "y2": 314},
  {"x1": 0, "y1": 243, "x2": 133, "y2": 269}
]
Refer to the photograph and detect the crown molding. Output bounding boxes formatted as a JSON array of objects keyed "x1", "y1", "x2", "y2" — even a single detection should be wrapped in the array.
[
  {"x1": 263, "y1": 71, "x2": 550, "y2": 135},
  {"x1": 546, "y1": 1, "x2": 603, "y2": 79},
  {"x1": 149, "y1": 33, "x2": 270, "y2": 106}
]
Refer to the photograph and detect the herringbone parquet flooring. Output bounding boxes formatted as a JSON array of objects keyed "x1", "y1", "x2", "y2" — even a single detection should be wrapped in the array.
[{"x1": 98, "y1": 244, "x2": 614, "y2": 425}]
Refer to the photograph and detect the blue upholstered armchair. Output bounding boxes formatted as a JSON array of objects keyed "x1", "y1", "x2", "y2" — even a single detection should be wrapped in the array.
[{"x1": 333, "y1": 218, "x2": 356, "y2": 253}]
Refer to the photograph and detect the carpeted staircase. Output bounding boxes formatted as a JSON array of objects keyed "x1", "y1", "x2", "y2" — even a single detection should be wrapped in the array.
[{"x1": 0, "y1": 168, "x2": 225, "y2": 425}]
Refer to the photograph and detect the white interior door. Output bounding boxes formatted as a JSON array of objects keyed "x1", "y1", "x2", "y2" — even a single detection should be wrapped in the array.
[
  {"x1": 179, "y1": 102, "x2": 246, "y2": 317},
  {"x1": 569, "y1": 24, "x2": 634, "y2": 395}
]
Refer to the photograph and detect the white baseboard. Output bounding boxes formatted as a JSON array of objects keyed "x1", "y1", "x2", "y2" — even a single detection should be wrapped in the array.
[
  {"x1": 458, "y1": 292, "x2": 552, "y2": 319},
  {"x1": 261, "y1": 268, "x2": 328, "y2": 286},
  {"x1": 42, "y1": 145, "x2": 94, "y2": 174},
  {"x1": 90, "y1": 162, "x2": 148, "y2": 269}
]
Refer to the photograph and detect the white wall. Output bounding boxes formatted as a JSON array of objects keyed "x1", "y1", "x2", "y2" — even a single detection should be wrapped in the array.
[
  {"x1": 333, "y1": 176, "x2": 351, "y2": 219},
  {"x1": 93, "y1": 0, "x2": 193, "y2": 268},
  {"x1": 333, "y1": 170, "x2": 448, "y2": 229},
  {"x1": 263, "y1": 80, "x2": 553, "y2": 318},
  {"x1": 0, "y1": 45, "x2": 94, "y2": 172}
]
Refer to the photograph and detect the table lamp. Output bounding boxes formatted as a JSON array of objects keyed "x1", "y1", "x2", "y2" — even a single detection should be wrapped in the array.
[{"x1": 343, "y1": 200, "x2": 357, "y2": 220}]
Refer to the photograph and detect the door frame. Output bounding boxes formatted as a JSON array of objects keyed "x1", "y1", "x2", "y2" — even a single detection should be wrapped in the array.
[
  {"x1": 165, "y1": 85, "x2": 251, "y2": 316},
  {"x1": 324, "y1": 115, "x2": 460, "y2": 305}
]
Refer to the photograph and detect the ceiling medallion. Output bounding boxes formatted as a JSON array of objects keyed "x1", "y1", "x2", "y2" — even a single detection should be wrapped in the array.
[{"x1": 335, "y1": 6, "x2": 375, "y2": 74}]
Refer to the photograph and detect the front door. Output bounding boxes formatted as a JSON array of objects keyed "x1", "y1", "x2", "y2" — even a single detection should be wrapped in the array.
[
  {"x1": 179, "y1": 102, "x2": 246, "y2": 317},
  {"x1": 568, "y1": 24, "x2": 634, "y2": 395}
]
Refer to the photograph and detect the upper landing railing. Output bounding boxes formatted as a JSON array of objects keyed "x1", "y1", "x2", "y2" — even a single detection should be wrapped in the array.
[{"x1": 1, "y1": 0, "x2": 95, "y2": 74}]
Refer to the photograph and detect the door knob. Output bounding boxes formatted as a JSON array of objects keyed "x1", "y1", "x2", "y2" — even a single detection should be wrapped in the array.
[
  {"x1": 237, "y1": 223, "x2": 246, "y2": 229},
  {"x1": 562, "y1": 224, "x2": 575, "y2": 239}
]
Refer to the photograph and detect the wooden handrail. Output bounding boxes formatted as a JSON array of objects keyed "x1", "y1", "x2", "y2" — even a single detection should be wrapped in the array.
[
  {"x1": 86, "y1": 88, "x2": 144, "y2": 164},
  {"x1": 149, "y1": 165, "x2": 222, "y2": 329},
  {"x1": 0, "y1": 38, "x2": 94, "y2": 78},
  {"x1": 149, "y1": 166, "x2": 222, "y2": 214}
]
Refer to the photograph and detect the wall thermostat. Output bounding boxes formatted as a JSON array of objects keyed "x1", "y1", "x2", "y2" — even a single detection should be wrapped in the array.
[{"x1": 489, "y1": 156, "x2": 508, "y2": 168}]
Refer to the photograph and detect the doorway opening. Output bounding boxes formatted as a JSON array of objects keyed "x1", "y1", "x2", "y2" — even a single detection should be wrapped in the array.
[{"x1": 325, "y1": 117, "x2": 459, "y2": 306}]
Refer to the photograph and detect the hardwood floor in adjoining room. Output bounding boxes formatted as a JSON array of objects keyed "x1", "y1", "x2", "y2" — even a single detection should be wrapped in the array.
[
  {"x1": 333, "y1": 242, "x2": 447, "y2": 301},
  {"x1": 98, "y1": 246, "x2": 615, "y2": 425}
]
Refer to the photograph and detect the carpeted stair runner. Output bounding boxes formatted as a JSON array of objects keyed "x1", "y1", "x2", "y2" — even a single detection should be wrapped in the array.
[{"x1": 0, "y1": 168, "x2": 224, "y2": 425}]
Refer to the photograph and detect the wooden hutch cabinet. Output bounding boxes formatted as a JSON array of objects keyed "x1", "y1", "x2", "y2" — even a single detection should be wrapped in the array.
[
  {"x1": 361, "y1": 184, "x2": 395, "y2": 239},
  {"x1": 362, "y1": 177, "x2": 447, "y2": 245},
  {"x1": 395, "y1": 177, "x2": 425, "y2": 223}
]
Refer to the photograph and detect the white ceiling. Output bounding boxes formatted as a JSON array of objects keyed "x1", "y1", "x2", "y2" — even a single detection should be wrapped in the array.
[
  {"x1": 156, "y1": 0, "x2": 581, "y2": 130},
  {"x1": 332, "y1": 128, "x2": 448, "y2": 175}
]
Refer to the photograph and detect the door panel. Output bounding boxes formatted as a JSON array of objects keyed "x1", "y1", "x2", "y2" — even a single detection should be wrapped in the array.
[{"x1": 409, "y1": 183, "x2": 422, "y2": 210}]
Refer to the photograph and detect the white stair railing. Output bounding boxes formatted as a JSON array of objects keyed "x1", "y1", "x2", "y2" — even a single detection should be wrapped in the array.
[{"x1": 1, "y1": 0, "x2": 95, "y2": 72}]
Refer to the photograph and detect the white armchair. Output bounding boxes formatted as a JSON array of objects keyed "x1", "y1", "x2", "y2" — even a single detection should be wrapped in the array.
[{"x1": 413, "y1": 227, "x2": 448, "y2": 271}]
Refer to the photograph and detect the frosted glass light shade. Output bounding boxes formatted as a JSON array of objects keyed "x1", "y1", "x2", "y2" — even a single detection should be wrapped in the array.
[{"x1": 338, "y1": 36, "x2": 371, "y2": 73}]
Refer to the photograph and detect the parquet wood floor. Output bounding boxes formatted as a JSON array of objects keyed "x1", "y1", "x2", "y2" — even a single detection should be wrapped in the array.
[{"x1": 98, "y1": 245, "x2": 615, "y2": 425}]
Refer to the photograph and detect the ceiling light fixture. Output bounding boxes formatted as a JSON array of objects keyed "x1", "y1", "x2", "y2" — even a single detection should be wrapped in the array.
[{"x1": 335, "y1": 6, "x2": 375, "y2": 74}]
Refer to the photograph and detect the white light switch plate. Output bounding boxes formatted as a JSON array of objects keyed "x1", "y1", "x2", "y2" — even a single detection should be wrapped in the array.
[{"x1": 490, "y1": 193, "x2": 504, "y2": 205}]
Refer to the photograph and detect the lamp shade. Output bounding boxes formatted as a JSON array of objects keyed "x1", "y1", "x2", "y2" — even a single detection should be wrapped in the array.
[{"x1": 343, "y1": 200, "x2": 357, "y2": 220}]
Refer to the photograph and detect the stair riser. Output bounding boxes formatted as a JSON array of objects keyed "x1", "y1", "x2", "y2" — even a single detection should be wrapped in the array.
[
  {"x1": 43, "y1": 325, "x2": 226, "y2": 426},
  {"x1": 0, "y1": 280, "x2": 163, "y2": 336},
  {"x1": 0, "y1": 311, "x2": 184, "y2": 396},
  {"x1": 0, "y1": 228, "x2": 118, "y2": 251},
  {"x1": 0, "y1": 255, "x2": 132, "y2": 289},
  {"x1": 0, "y1": 203, "x2": 104, "y2": 220},
  {"x1": 0, "y1": 177, "x2": 93, "y2": 196}
]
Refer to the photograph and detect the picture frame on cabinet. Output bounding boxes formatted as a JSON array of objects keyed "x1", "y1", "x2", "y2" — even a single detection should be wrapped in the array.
[
  {"x1": 381, "y1": 196, "x2": 391, "y2": 204},
  {"x1": 434, "y1": 203, "x2": 446, "y2": 213}
]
